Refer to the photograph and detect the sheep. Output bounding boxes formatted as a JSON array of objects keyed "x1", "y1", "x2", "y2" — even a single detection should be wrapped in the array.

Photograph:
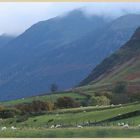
[
  {"x1": 77, "y1": 125, "x2": 83, "y2": 128},
  {"x1": 22, "y1": 98, "x2": 24, "y2": 100},
  {"x1": 50, "y1": 125, "x2": 55, "y2": 128},
  {"x1": 56, "y1": 114, "x2": 59, "y2": 116},
  {"x1": 1, "y1": 127, "x2": 7, "y2": 131},
  {"x1": 118, "y1": 123, "x2": 121, "y2": 126},
  {"x1": 122, "y1": 124, "x2": 129, "y2": 128},
  {"x1": 111, "y1": 104, "x2": 114, "y2": 107},
  {"x1": 120, "y1": 122, "x2": 125, "y2": 126},
  {"x1": 83, "y1": 110, "x2": 86, "y2": 113},
  {"x1": 138, "y1": 124, "x2": 140, "y2": 128},
  {"x1": 11, "y1": 126, "x2": 17, "y2": 130},
  {"x1": 86, "y1": 121, "x2": 89, "y2": 125},
  {"x1": 55, "y1": 124, "x2": 61, "y2": 128}
]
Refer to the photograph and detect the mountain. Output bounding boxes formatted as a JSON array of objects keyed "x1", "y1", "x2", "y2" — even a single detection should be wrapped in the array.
[
  {"x1": 0, "y1": 11, "x2": 140, "y2": 101},
  {"x1": 0, "y1": 10, "x2": 108, "y2": 100},
  {"x1": 80, "y1": 27, "x2": 140, "y2": 90},
  {"x1": 0, "y1": 34, "x2": 15, "y2": 48}
]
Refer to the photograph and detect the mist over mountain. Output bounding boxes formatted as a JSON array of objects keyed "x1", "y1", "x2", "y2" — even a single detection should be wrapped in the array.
[{"x1": 0, "y1": 10, "x2": 140, "y2": 100}]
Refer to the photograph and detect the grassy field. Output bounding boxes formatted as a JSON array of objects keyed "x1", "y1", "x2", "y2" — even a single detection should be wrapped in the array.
[
  {"x1": 1, "y1": 91, "x2": 86, "y2": 106},
  {"x1": 1, "y1": 102, "x2": 140, "y2": 128},
  {"x1": 0, "y1": 127, "x2": 140, "y2": 137},
  {"x1": 0, "y1": 93, "x2": 140, "y2": 137}
]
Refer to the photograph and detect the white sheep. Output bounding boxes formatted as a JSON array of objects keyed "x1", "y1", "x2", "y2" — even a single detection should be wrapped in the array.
[
  {"x1": 118, "y1": 123, "x2": 121, "y2": 126},
  {"x1": 11, "y1": 126, "x2": 17, "y2": 130},
  {"x1": 50, "y1": 125, "x2": 55, "y2": 128},
  {"x1": 77, "y1": 125, "x2": 83, "y2": 128},
  {"x1": 55, "y1": 124, "x2": 61, "y2": 128},
  {"x1": 111, "y1": 104, "x2": 114, "y2": 107},
  {"x1": 56, "y1": 114, "x2": 59, "y2": 116},
  {"x1": 83, "y1": 111, "x2": 86, "y2": 113},
  {"x1": 120, "y1": 122, "x2": 125, "y2": 126},
  {"x1": 1, "y1": 127, "x2": 7, "y2": 131},
  {"x1": 138, "y1": 124, "x2": 140, "y2": 128},
  {"x1": 122, "y1": 124, "x2": 129, "y2": 128}
]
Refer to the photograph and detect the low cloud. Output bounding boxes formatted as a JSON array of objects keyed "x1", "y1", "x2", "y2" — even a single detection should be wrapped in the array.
[{"x1": 1, "y1": 2, "x2": 140, "y2": 35}]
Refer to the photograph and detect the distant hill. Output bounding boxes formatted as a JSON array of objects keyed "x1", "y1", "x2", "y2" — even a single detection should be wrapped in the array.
[
  {"x1": 1, "y1": 11, "x2": 140, "y2": 100},
  {"x1": 80, "y1": 27, "x2": 140, "y2": 89}
]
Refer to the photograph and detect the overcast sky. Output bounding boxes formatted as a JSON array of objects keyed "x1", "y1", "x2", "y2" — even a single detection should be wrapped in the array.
[{"x1": 1, "y1": 2, "x2": 140, "y2": 35}]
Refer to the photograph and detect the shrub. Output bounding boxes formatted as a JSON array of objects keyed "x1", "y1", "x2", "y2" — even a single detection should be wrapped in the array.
[
  {"x1": 16, "y1": 115, "x2": 28, "y2": 122},
  {"x1": 90, "y1": 96, "x2": 110, "y2": 106},
  {"x1": 0, "y1": 105, "x2": 5, "y2": 111},
  {"x1": 15, "y1": 100, "x2": 53, "y2": 115},
  {"x1": 46, "y1": 101, "x2": 55, "y2": 111},
  {"x1": 0, "y1": 108, "x2": 20, "y2": 119},
  {"x1": 55, "y1": 96, "x2": 80, "y2": 109},
  {"x1": 94, "y1": 91, "x2": 113, "y2": 99}
]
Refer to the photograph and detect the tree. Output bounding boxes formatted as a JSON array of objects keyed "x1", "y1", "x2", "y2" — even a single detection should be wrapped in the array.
[
  {"x1": 113, "y1": 81, "x2": 128, "y2": 94},
  {"x1": 50, "y1": 83, "x2": 58, "y2": 93},
  {"x1": 111, "y1": 94, "x2": 129, "y2": 104}
]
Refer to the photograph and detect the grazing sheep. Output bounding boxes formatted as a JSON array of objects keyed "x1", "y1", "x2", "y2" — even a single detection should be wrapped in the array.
[
  {"x1": 118, "y1": 114, "x2": 121, "y2": 116},
  {"x1": 118, "y1": 123, "x2": 121, "y2": 126},
  {"x1": 83, "y1": 111, "x2": 86, "y2": 113},
  {"x1": 50, "y1": 125, "x2": 55, "y2": 128},
  {"x1": 122, "y1": 124, "x2": 129, "y2": 128},
  {"x1": 77, "y1": 125, "x2": 83, "y2": 128},
  {"x1": 56, "y1": 114, "x2": 59, "y2": 116},
  {"x1": 111, "y1": 104, "x2": 114, "y2": 107},
  {"x1": 55, "y1": 124, "x2": 61, "y2": 128},
  {"x1": 120, "y1": 122, "x2": 125, "y2": 126},
  {"x1": 1, "y1": 127, "x2": 7, "y2": 131},
  {"x1": 22, "y1": 98, "x2": 24, "y2": 100},
  {"x1": 11, "y1": 126, "x2": 17, "y2": 130}
]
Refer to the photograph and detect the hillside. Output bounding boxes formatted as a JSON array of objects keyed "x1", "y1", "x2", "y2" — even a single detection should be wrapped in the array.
[
  {"x1": 80, "y1": 27, "x2": 140, "y2": 89},
  {"x1": 0, "y1": 34, "x2": 14, "y2": 48},
  {"x1": 1, "y1": 12, "x2": 140, "y2": 100}
]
